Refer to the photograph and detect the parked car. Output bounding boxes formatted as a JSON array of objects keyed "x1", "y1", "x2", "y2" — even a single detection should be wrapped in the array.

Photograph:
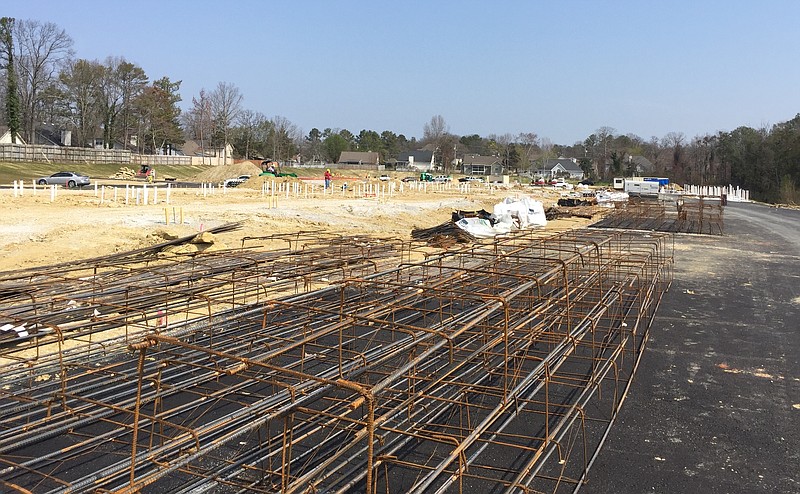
[
  {"x1": 551, "y1": 179, "x2": 572, "y2": 189},
  {"x1": 224, "y1": 175, "x2": 251, "y2": 187},
  {"x1": 36, "y1": 171, "x2": 90, "y2": 188},
  {"x1": 378, "y1": 174, "x2": 391, "y2": 181},
  {"x1": 458, "y1": 176, "x2": 484, "y2": 183},
  {"x1": 578, "y1": 179, "x2": 595, "y2": 186},
  {"x1": 401, "y1": 176, "x2": 417, "y2": 182},
  {"x1": 433, "y1": 175, "x2": 452, "y2": 183}
]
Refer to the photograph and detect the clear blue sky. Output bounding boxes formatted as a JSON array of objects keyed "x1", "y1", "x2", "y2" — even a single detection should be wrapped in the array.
[{"x1": 6, "y1": 0, "x2": 800, "y2": 144}]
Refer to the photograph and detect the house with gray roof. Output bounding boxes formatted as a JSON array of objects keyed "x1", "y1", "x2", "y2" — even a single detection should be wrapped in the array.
[
  {"x1": 337, "y1": 151, "x2": 380, "y2": 167},
  {"x1": 629, "y1": 155, "x2": 655, "y2": 175},
  {"x1": 461, "y1": 155, "x2": 503, "y2": 176},
  {"x1": 542, "y1": 158, "x2": 584, "y2": 179},
  {"x1": 393, "y1": 150, "x2": 434, "y2": 171}
]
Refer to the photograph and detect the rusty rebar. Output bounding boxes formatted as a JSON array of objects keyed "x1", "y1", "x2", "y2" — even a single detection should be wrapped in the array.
[{"x1": 0, "y1": 228, "x2": 672, "y2": 494}]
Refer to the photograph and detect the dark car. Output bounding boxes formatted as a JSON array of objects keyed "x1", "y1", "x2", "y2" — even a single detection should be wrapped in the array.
[
  {"x1": 36, "y1": 171, "x2": 90, "y2": 188},
  {"x1": 401, "y1": 176, "x2": 418, "y2": 182},
  {"x1": 579, "y1": 179, "x2": 595, "y2": 186}
]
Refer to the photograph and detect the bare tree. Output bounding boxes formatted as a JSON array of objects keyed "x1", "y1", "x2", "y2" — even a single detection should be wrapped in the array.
[
  {"x1": 14, "y1": 19, "x2": 73, "y2": 142},
  {"x1": 595, "y1": 126, "x2": 616, "y2": 178},
  {"x1": 644, "y1": 136, "x2": 666, "y2": 176},
  {"x1": 662, "y1": 131, "x2": 686, "y2": 180},
  {"x1": 234, "y1": 109, "x2": 267, "y2": 160},
  {"x1": 423, "y1": 114, "x2": 448, "y2": 142},
  {"x1": 209, "y1": 81, "x2": 243, "y2": 165},
  {"x1": 58, "y1": 58, "x2": 103, "y2": 147},
  {"x1": 517, "y1": 132, "x2": 539, "y2": 175},
  {"x1": 269, "y1": 115, "x2": 300, "y2": 163},
  {"x1": 96, "y1": 56, "x2": 147, "y2": 149},
  {"x1": 182, "y1": 89, "x2": 213, "y2": 164},
  {"x1": 423, "y1": 115, "x2": 452, "y2": 170},
  {"x1": 539, "y1": 137, "x2": 553, "y2": 177},
  {"x1": 493, "y1": 132, "x2": 514, "y2": 170}
]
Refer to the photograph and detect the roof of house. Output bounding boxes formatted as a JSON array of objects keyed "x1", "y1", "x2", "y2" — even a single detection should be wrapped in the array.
[
  {"x1": 338, "y1": 151, "x2": 380, "y2": 164},
  {"x1": 462, "y1": 154, "x2": 501, "y2": 166},
  {"x1": 0, "y1": 126, "x2": 26, "y2": 144},
  {"x1": 34, "y1": 126, "x2": 63, "y2": 146},
  {"x1": 545, "y1": 158, "x2": 583, "y2": 173},
  {"x1": 395, "y1": 150, "x2": 433, "y2": 163},
  {"x1": 180, "y1": 139, "x2": 233, "y2": 156},
  {"x1": 631, "y1": 155, "x2": 654, "y2": 173}
]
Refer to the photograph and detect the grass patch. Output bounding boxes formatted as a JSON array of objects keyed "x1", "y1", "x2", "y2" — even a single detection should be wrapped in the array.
[{"x1": 0, "y1": 162, "x2": 218, "y2": 184}]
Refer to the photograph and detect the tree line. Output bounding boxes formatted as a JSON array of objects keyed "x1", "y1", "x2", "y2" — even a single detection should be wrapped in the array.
[{"x1": 0, "y1": 17, "x2": 798, "y2": 203}]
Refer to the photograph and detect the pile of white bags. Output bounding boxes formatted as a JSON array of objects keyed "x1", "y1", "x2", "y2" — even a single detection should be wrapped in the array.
[{"x1": 455, "y1": 195, "x2": 547, "y2": 238}]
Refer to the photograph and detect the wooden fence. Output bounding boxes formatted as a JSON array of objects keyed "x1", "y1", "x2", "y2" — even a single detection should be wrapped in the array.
[
  {"x1": 0, "y1": 143, "x2": 130, "y2": 164},
  {"x1": 0, "y1": 143, "x2": 221, "y2": 166}
]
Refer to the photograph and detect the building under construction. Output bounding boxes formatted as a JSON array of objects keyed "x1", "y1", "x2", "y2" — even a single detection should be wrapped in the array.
[{"x1": 0, "y1": 226, "x2": 673, "y2": 493}]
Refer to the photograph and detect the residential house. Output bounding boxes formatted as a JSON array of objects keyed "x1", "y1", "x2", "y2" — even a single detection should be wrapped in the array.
[
  {"x1": 542, "y1": 158, "x2": 584, "y2": 179},
  {"x1": 181, "y1": 139, "x2": 234, "y2": 165},
  {"x1": 0, "y1": 126, "x2": 25, "y2": 144},
  {"x1": 337, "y1": 151, "x2": 381, "y2": 167},
  {"x1": 393, "y1": 150, "x2": 434, "y2": 171},
  {"x1": 33, "y1": 124, "x2": 72, "y2": 146},
  {"x1": 461, "y1": 155, "x2": 503, "y2": 176},
  {"x1": 629, "y1": 155, "x2": 655, "y2": 175}
]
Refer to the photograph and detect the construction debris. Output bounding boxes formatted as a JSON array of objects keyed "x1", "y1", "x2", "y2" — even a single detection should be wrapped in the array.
[
  {"x1": 109, "y1": 166, "x2": 138, "y2": 179},
  {"x1": 411, "y1": 219, "x2": 477, "y2": 244}
]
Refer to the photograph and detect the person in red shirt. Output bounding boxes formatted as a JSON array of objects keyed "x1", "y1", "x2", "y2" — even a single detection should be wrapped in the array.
[{"x1": 324, "y1": 168, "x2": 333, "y2": 190}]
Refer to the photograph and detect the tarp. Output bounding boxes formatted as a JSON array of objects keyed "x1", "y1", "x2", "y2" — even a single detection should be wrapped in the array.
[
  {"x1": 595, "y1": 190, "x2": 629, "y2": 207},
  {"x1": 455, "y1": 215, "x2": 514, "y2": 238},
  {"x1": 455, "y1": 195, "x2": 546, "y2": 238},
  {"x1": 493, "y1": 196, "x2": 548, "y2": 228}
]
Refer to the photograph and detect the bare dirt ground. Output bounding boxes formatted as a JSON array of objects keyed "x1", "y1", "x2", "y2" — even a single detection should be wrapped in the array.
[{"x1": 0, "y1": 177, "x2": 586, "y2": 271}]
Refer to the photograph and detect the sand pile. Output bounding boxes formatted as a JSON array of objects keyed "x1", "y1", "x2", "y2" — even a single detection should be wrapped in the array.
[{"x1": 192, "y1": 161, "x2": 263, "y2": 183}]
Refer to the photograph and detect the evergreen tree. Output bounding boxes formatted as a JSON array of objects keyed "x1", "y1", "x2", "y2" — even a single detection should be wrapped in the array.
[{"x1": 0, "y1": 17, "x2": 21, "y2": 143}]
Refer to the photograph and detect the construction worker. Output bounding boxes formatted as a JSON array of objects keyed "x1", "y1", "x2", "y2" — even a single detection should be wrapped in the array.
[{"x1": 324, "y1": 168, "x2": 333, "y2": 190}]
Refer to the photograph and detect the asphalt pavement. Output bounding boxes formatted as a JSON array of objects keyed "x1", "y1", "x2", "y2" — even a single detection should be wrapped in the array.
[{"x1": 585, "y1": 202, "x2": 800, "y2": 493}]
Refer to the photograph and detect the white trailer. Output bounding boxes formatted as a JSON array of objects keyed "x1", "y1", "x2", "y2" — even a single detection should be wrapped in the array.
[{"x1": 623, "y1": 178, "x2": 661, "y2": 197}]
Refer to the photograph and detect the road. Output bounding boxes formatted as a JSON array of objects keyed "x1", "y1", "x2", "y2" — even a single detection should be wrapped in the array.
[{"x1": 586, "y1": 202, "x2": 800, "y2": 493}]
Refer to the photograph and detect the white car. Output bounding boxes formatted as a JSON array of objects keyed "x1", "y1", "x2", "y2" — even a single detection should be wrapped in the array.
[
  {"x1": 224, "y1": 175, "x2": 251, "y2": 187},
  {"x1": 378, "y1": 174, "x2": 391, "y2": 181},
  {"x1": 433, "y1": 175, "x2": 452, "y2": 183}
]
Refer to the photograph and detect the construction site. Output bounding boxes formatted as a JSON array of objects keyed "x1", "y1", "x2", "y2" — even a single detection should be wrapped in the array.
[{"x1": 3, "y1": 180, "x2": 795, "y2": 494}]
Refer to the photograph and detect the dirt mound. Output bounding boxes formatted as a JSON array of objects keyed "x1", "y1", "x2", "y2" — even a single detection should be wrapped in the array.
[
  {"x1": 192, "y1": 162, "x2": 263, "y2": 183},
  {"x1": 238, "y1": 174, "x2": 304, "y2": 190}
]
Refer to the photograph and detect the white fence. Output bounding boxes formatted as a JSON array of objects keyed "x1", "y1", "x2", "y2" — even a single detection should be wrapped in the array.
[{"x1": 682, "y1": 184, "x2": 750, "y2": 202}]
